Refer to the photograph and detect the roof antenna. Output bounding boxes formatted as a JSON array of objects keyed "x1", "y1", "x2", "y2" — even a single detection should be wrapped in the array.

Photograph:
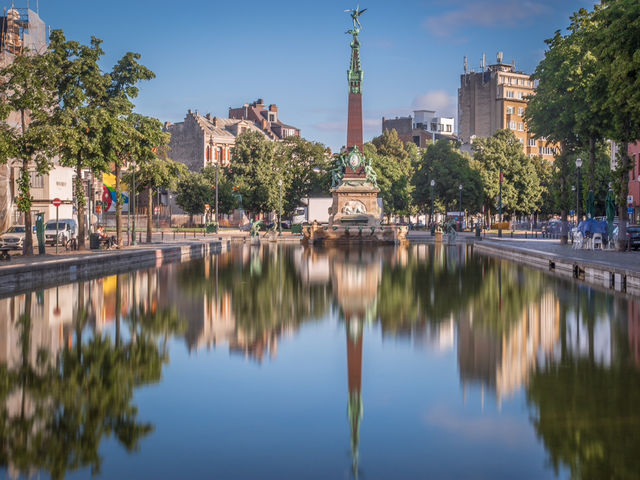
[
  {"x1": 481, "y1": 53, "x2": 485, "y2": 72},
  {"x1": 464, "y1": 56, "x2": 468, "y2": 74}
]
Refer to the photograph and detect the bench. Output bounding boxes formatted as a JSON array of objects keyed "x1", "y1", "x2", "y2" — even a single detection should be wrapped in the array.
[{"x1": 0, "y1": 247, "x2": 11, "y2": 261}]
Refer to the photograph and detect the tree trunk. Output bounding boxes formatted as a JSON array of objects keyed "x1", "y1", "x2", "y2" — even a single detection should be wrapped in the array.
[
  {"x1": 560, "y1": 166, "x2": 568, "y2": 244},
  {"x1": 147, "y1": 186, "x2": 153, "y2": 243},
  {"x1": 75, "y1": 160, "x2": 86, "y2": 250},
  {"x1": 20, "y1": 110, "x2": 33, "y2": 257},
  {"x1": 115, "y1": 162, "x2": 122, "y2": 247},
  {"x1": 21, "y1": 157, "x2": 33, "y2": 257},
  {"x1": 617, "y1": 136, "x2": 630, "y2": 251},
  {"x1": 588, "y1": 136, "x2": 596, "y2": 192}
]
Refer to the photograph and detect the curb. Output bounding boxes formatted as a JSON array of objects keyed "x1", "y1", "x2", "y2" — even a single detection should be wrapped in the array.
[
  {"x1": 0, "y1": 240, "x2": 226, "y2": 298},
  {"x1": 475, "y1": 241, "x2": 640, "y2": 296}
]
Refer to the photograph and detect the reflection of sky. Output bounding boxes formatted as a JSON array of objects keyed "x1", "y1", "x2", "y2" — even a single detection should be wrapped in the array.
[
  {"x1": 84, "y1": 316, "x2": 566, "y2": 480},
  {"x1": 4, "y1": 245, "x2": 637, "y2": 479}
]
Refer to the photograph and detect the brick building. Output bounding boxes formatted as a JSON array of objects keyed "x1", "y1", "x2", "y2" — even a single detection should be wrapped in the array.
[
  {"x1": 382, "y1": 109, "x2": 455, "y2": 147},
  {"x1": 458, "y1": 52, "x2": 557, "y2": 159},
  {"x1": 228, "y1": 98, "x2": 300, "y2": 140},
  {"x1": 164, "y1": 110, "x2": 267, "y2": 172}
]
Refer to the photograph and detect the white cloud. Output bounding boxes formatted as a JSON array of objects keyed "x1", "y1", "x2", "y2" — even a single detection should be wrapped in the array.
[
  {"x1": 424, "y1": 1, "x2": 549, "y2": 38},
  {"x1": 411, "y1": 90, "x2": 457, "y2": 118}
]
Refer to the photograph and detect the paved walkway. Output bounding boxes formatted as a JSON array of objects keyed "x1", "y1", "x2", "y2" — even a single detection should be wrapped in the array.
[
  {"x1": 0, "y1": 229, "x2": 303, "y2": 270},
  {"x1": 480, "y1": 236, "x2": 640, "y2": 274}
]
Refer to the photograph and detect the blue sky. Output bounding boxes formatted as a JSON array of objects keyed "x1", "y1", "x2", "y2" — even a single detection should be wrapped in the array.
[{"x1": 34, "y1": 0, "x2": 595, "y2": 151}]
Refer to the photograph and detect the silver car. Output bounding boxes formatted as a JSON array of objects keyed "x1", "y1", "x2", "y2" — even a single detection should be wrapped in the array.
[{"x1": 0, "y1": 225, "x2": 37, "y2": 250}]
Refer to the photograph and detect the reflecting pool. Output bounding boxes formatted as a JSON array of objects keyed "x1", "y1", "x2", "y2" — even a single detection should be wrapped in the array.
[{"x1": 1, "y1": 244, "x2": 639, "y2": 479}]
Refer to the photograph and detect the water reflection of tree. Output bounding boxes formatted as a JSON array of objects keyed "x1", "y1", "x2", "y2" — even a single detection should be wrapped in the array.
[
  {"x1": 0, "y1": 274, "x2": 184, "y2": 479},
  {"x1": 527, "y1": 356, "x2": 640, "y2": 480},
  {"x1": 178, "y1": 248, "x2": 329, "y2": 349},
  {"x1": 375, "y1": 245, "x2": 485, "y2": 335}
]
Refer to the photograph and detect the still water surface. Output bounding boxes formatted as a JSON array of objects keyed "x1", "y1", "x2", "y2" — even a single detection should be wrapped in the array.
[{"x1": 1, "y1": 244, "x2": 639, "y2": 479}]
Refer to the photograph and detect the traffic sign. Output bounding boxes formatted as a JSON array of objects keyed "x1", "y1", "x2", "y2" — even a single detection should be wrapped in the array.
[
  {"x1": 628, "y1": 208, "x2": 634, "y2": 215},
  {"x1": 52, "y1": 198, "x2": 62, "y2": 207}
]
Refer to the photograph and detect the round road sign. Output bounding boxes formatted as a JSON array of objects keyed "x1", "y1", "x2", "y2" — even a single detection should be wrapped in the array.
[{"x1": 52, "y1": 198, "x2": 62, "y2": 207}]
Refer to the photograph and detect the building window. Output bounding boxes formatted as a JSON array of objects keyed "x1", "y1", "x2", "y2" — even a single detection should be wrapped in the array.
[
  {"x1": 506, "y1": 90, "x2": 514, "y2": 98},
  {"x1": 528, "y1": 138, "x2": 537, "y2": 147},
  {"x1": 509, "y1": 121, "x2": 517, "y2": 130},
  {"x1": 30, "y1": 172, "x2": 44, "y2": 189},
  {"x1": 518, "y1": 123, "x2": 524, "y2": 131},
  {"x1": 412, "y1": 135, "x2": 420, "y2": 146},
  {"x1": 507, "y1": 106, "x2": 514, "y2": 114},
  {"x1": 518, "y1": 107, "x2": 524, "y2": 116},
  {"x1": 446, "y1": 124, "x2": 452, "y2": 132},
  {"x1": 539, "y1": 146, "x2": 556, "y2": 156}
]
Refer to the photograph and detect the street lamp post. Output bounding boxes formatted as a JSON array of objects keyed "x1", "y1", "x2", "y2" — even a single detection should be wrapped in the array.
[
  {"x1": 498, "y1": 167, "x2": 503, "y2": 238},
  {"x1": 576, "y1": 157, "x2": 582, "y2": 223},
  {"x1": 216, "y1": 147, "x2": 221, "y2": 224},
  {"x1": 131, "y1": 160, "x2": 137, "y2": 246},
  {"x1": 571, "y1": 185, "x2": 576, "y2": 224},
  {"x1": 459, "y1": 184, "x2": 463, "y2": 230},
  {"x1": 278, "y1": 178, "x2": 283, "y2": 236},
  {"x1": 430, "y1": 179, "x2": 435, "y2": 230}
]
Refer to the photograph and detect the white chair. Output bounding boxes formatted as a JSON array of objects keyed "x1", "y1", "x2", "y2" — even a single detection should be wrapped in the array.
[
  {"x1": 573, "y1": 231, "x2": 584, "y2": 249},
  {"x1": 592, "y1": 233, "x2": 603, "y2": 250}
]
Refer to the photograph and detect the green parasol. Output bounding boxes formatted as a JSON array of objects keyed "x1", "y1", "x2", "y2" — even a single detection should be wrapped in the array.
[
  {"x1": 606, "y1": 188, "x2": 615, "y2": 241},
  {"x1": 586, "y1": 190, "x2": 596, "y2": 219}
]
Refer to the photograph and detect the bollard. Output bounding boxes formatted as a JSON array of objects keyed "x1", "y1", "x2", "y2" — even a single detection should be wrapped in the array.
[
  {"x1": 184, "y1": 230, "x2": 186, "y2": 239},
  {"x1": 511, "y1": 231, "x2": 514, "y2": 238},
  {"x1": 173, "y1": 231, "x2": 176, "y2": 240},
  {"x1": 162, "y1": 231, "x2": 164, "y2": 242},
  {"x1": 139, "y1": 232, "x2": 141, "y2": 244},
  {"x1": 525, "y1": 232, "x2": 528, "y2": 239},
  {"x1": 535, "y1": 232, "x2": 537, "y2": 239},
  {"x1": 193, "y1": 229, "x2": 196, "y2": 238}
]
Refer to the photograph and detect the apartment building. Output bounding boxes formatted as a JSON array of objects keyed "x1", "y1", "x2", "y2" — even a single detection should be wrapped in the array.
[{"x1": 458, "y1": 52, "x2": 557, "y2": 158}]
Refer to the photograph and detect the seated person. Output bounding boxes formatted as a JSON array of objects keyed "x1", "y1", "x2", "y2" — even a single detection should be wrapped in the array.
[{"x1": 97, "y1": 225, "x2": 117, "y2": 249}]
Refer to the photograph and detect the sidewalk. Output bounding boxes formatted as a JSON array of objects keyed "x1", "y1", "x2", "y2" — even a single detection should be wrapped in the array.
[
  {"x1": 474, "y1": 237, "x2": 640, "y2": 296},
  {"x1": 481, "y1": 236, "x2": 640, "y2": 274}
]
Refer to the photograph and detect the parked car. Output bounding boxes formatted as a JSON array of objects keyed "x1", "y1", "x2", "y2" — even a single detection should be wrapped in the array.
[
  {"x1": 44, "y1": 219, "x2": 77, "y2": 246},
  {"x1": 625, "y1": 224, "x2": 640, "y2": 250},
  {"x1": 0, "y1": 225, "x2": 37, "y2": 250}
]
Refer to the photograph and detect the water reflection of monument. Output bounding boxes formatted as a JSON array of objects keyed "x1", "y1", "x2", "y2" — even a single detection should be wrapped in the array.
[{"x1": 299, "y1": 247, "x2": 381, "y2": 475}]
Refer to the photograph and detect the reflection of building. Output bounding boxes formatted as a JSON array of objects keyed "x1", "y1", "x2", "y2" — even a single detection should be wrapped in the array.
[{"x1": 458, "y1": 293, "x2": 560, "y2": 403}]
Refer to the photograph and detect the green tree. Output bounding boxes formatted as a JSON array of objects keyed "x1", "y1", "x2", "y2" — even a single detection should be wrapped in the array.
[
  {"x1": 531, "y1": 155, "x2": 555, "y2": 217},
  {"x1": 0, "y1": 48, "x2": 59, "y2": 255},
  {"x1": 121, "y1": 115, "x2": 172, "y2": 242},
  {"x1": 125, "y1": 145, "x2": 185, "y2": 242},
  {"x1": 100, "y1": 53, "x2": 155, "y2": 246},
  {"x1": 202, "y1": 164, "x2": 235, "y2": 219},
  {"x1": 276, "y1": 135, "x2": 331, "y2": 208},
  {"x1": 175, "y1": 171, "x2": 213, "y2": 224},
  {"x1": 472, "y1": 130, "x2": 541, "y2": 224},
  {"x1": 49, "y1": 30, "x2": 111, "y2": 249},
  {"x1": 367, "y1": 129, "x2": 414, "y2": 217},
  {"x1": 591, "y1": 0, "x2": 640, "y2": 249},
  {"x1": 413, "y1": 139, "x2": 482, "y2": 218}
]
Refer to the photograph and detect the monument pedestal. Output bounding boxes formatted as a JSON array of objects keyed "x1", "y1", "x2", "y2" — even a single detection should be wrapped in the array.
[{"x1": 329, "y1": 179, "x2": 380, "y2": 228}]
